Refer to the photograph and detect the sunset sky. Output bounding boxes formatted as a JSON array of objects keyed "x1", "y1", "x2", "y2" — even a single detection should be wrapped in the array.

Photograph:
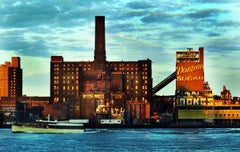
[{"x1": 0, "y1": 0, "x2": 239, "y2": 96}]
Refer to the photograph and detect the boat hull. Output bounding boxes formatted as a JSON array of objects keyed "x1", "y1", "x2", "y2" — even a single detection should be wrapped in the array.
[{"x1": 12, "y1": 125, "x2": 84, "y2": 134}]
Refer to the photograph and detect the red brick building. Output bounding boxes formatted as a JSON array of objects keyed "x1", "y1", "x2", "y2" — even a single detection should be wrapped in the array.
[
  {"x1": 50, "y1": 16, "x2": 152, "y2": 122},
  {"x1": 0, "y1": 57, "x2": 22, "y2": 97}
]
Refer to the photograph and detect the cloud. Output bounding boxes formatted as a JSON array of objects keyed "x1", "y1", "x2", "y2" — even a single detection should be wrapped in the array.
[
  {"x1": 126, "y1": 1, "x2": 155, "y2": 10},
  {"x1": 108, "y1": 23, "x2": 137, "y2": 33},
  {"x1": 207, "y1": 32, "x2": 221, "y2": 37},
  {"x1": 141, "y1": 12, "x2": 173, "y2": 24},
  {"x1": 206, "y1": 37, "x2": 240, "y2": 53},
  {"x1": 215, "y1": 20, "x2": 240, "y2": 27},
  {"x1": 189, "y1": 0, "x2": 239, "y2": 4},
  {"x1": 0, "y1": 1, "x2": 97, "y2": 28},
  {"x1": 186, "y1": 8, "x2": 226, "y2": 19},
  {"x1": 0, "y1": 31, "x2": 49, "y2": 57}
]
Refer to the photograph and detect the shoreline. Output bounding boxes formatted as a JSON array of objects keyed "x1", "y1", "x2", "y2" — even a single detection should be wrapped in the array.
[{"x1": 2, "y1": 124, "x2": 240, "y2": 129}]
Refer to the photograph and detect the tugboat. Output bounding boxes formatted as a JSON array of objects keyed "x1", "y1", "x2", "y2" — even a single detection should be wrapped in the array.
[{"x1": 12, "y1": 115, "x2": 87, "y2": 134}]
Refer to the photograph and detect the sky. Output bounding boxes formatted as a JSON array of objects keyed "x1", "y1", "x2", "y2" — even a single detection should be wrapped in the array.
[{"x1": 0, "y1": 0, "x2": 239, "y2": 97}]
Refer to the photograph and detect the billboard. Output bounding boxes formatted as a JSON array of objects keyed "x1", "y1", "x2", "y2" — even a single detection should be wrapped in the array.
[{"x1": 176, "y1": 48, "x2": 204, "y2": 92}]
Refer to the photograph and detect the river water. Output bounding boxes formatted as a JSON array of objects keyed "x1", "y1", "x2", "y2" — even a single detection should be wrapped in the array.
[{"x1": 1, "y1": 128, "x2": 240, "y2": 151}]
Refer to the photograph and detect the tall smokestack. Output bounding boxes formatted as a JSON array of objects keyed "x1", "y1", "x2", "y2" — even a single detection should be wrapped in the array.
[{"x1": 94, "y1": 16, "x2": 106, "y2": 69}]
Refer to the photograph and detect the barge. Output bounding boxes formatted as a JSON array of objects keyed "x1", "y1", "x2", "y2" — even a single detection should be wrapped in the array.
[{"x1": 12, "y1": 119, "x2": 86, "y2": 133}]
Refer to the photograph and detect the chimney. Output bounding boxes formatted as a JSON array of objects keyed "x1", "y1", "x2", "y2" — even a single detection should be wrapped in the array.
[{"x1": 94, "y1": 16, "x2": 106, "y2": 69}]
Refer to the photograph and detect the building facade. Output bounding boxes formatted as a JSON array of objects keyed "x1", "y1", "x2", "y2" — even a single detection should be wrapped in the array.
[
  {"x1": 50, "y1": 16, "x2": 152, "y2": 122},
  {"x1": 0, "y1": 96, "x2": 49, "y2": 126},
  {"x1": 175, "y1": 48, "x2": 240, "y2": 126},
  {"x1": 0, "y1": 57, "x2": 22, "y2": 97}
]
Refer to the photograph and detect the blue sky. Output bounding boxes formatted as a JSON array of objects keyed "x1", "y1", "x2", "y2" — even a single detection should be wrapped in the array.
[{"x1": 0, "y1": 0, "x2": 239, "y2": 96}]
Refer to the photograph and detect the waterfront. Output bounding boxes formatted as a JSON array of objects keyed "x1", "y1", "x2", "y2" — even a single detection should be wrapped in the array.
[{"x1": 1, "y1": 128, "x2": 240, "y2": 151}]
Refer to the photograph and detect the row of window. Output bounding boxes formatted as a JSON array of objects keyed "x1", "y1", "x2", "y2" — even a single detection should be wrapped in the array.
[
  {"x1": 108, "y1": 63, "x2": 148, "y2": 67},
  {"x1": 54, "y1": 85, "x2": 78, "y2": 90},
  {"x1": 54, "y1": 67, "x2": 149, "y2": 72},
  {"x1": 54, "y1": 90, "x2": 78, "y2": 96},
  {"x1": 53, "y1": 96, "x2": 79, "y2": 103},
  {"x1": 126, "y1": 85, "x2": 147, "y2": 90},
  {"x1": 53, "y1": 63, "x2": 92, "y2": 68},
  {"x1": 216, "y1": 113, "x2": 240, "y2": 117}
]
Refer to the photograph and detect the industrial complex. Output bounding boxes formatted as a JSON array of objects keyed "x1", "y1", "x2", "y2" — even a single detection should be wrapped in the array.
[{"x1": 0, "y1": 16, "x2": 239, "y2": 127}]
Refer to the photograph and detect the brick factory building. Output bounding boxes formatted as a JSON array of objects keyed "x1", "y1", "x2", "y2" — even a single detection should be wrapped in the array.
[{"x1": 50, "y1": 16, "x2": 152, "y2": 122}]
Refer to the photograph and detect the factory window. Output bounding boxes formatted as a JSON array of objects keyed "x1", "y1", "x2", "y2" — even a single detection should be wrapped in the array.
[
  {"x1": 54, "y1": 97, "x2": 59, "y2": 103},
  {"x1": 54, "y1": 80, "x2": 58, "y2": 84}
]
